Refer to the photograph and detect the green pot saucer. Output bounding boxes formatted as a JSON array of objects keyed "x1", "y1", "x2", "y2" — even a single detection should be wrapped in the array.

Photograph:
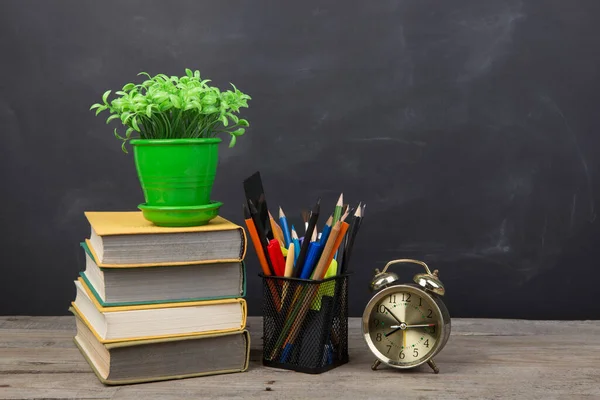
[{"x1": 138, "y1": 201, "x2": 223, "y2": 227}]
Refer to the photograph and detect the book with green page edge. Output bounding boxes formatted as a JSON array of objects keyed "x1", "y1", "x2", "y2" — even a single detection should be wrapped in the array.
[{"x1": 80, "y1": 242, "x2": 246, "y2": 307}]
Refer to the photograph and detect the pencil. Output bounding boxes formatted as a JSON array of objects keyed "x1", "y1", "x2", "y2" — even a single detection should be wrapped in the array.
[
  {"x1": 291, "y1": 226, "x2": 301, "y2": 265},
  {"x1": 282, "y1": 242, "x2": 295, "y2": 303},
  {"x1": 243, "y1": 203, "x2": 272, "y2": 276},
  {"x1": 341, "y1": 205, "x2": 362, "y2": 274},
  {"x1": 284, "y1": 242, "x2": 295, "y2": 277},
  {"x1": 279, "y1": 207, "x2": 292, "y2": 247},
  {"x1": 332, "y1": 193, "x2": 343, "y2": 225},
  {"x1": 244, "y1": 203, "x2": 281, "y2": 310},
  {"x1": 268, "y1": 210, "x2": 285, "y2": 245},
  {"x1": 319, "y1": 215, "x2": 333, "y2": 245},
  {"x1": 311, "y1": 221, "x2": 342, "y2": 280},
  {"x1": 301, "y1": 209, "x2": 309, "y2": 233},
  {"x1": 294, "y1": 198, "x2": 320, "y2": 277},
  {"x1": 248, "y1": 200, "x2": 275, "y2": 275}
]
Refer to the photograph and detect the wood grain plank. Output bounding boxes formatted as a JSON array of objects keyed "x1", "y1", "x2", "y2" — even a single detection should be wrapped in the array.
[{"x1": 1, "y1": 316, "x2": 599, "y2": 400}]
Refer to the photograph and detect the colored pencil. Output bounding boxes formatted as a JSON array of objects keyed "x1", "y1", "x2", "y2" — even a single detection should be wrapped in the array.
[
  {"x1": 332, "y1": 193, "x2": 343, "y2": 225},
  {"x1": 291, "y1": 225, "x2": 301, "y2": 265},
  {"x1": 279, "y1": 207, "x2": 292, "y2": 247},
  {"x1": 294, "y1": 198, "x2": 320, "y2": 277},
  {"x1": 319, "y1": 215, "x2": 333, "y2": 245},
  {"x1": 248, "y1": 199, "x2": 275, "y2": 275},
  {"x1": 284, "y1": 242, "x2": 295, "y2": 277},
  {"x1": 267, "y1": 239, "x2": 286, "y2": 276},
  {"x1": 243, "y1": 203, "x2": 272, "y2": 276},
  {"x1": 269, "y1": 210, "x2": 285, "y2": 246}
]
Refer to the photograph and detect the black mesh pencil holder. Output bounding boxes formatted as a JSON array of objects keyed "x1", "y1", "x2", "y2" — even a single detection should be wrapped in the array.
[{"x1": 261, "y1": 273, "x2": 350, "y2": 374}]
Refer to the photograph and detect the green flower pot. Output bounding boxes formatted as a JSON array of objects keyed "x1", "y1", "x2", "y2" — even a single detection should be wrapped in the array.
[{"x1": 131, "y1": 138, "x2": 222, "y2": 226}]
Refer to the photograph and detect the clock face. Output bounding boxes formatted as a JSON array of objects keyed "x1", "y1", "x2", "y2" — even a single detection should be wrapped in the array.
[{"x1": 364, "y1": 286, "x2": 442, "y2": 367}]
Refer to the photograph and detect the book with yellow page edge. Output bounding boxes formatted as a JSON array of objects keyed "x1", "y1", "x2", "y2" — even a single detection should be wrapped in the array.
[
  {"x1": 79, "y1": 241, "x2": 247, "y2": 306},
  {"x1": 84, "y1": 211, "x2": 247, "y2": 267},
  {"x1": 71, "y1": 277, "x2": 247, "y2": 343},
  {"x1": 71, "y1": 307, "x2": 250, "y2": 385}
]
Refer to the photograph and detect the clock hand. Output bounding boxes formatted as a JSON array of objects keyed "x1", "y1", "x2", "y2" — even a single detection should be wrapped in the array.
[
  {"x1": 384, "y1": 327, "x2": 401, "y2": 337},
  {"x1": 403, "y1": 329, "x2": 406, "y2": 349},
  {"x1": 382, "y1": 305, "x2": 402, "y2": 325},
  {"x1": 390, "y1": 323, "x2": 436, "y2": 329}
]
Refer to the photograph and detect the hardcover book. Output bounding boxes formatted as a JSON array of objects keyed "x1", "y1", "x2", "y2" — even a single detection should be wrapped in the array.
[
  {"x1": 71, "y1": 308, "x2": 250, "y2": 385},
  {"x1": 71, "y1": 277, "x2": 247, "y2": 342},
  {"x1": 84, "y1": 211, "x2": 247, "y2": 266},
  {"x1": 80, "y1": 242, "x2": 246, "y2": 306}
]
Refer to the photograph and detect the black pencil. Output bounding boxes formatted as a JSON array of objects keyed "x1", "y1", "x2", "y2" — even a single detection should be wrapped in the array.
[
  {"x1": 341, "y1": 204, "x2": 362, "y2": 274},
  {"x1": 294, "y1": 198, "x2": 320, "y2": 277}
]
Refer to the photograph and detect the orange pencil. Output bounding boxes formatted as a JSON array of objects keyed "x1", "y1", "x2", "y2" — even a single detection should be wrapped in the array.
[
  {"x1": 319, "y1": 221, "x2": 349, "y2": 278},
  {"x1": 268, "y1": 210, "x2": 285, "y2": 245},
  {"x1": 244, "y1": 205, "x2": 272, "y2": 276},
  {"x1": 244, "y1": 204, "x2": 281, "y2": 310}
]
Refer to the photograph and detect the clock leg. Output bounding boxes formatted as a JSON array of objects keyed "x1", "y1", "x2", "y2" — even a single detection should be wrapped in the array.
[
  {"x1": 371, "y1": 359, "x2": 381, "y2": 371},
  {"x1": 427, "y1": 359, "x2": 440, "y2": 374}
]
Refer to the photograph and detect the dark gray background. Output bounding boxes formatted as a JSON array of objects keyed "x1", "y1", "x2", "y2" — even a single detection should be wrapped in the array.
[{"x1": 1, "y1": 0, "x2": 599, "y2": 319}]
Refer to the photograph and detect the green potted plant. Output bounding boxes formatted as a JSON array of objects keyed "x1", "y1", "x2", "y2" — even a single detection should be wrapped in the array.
[{"x1": 90, "y1": 69, "x2": 251, "y2": 227}]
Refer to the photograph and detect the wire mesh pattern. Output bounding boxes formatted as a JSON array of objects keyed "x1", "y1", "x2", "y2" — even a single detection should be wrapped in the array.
[{"x1": 261, "y1": 274, "x2": 349, "y2": 374}]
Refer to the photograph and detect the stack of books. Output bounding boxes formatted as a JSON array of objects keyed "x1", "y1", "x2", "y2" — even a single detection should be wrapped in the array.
[{"x1": 70, "y1": 211, "x2": 249, "y2": 385}]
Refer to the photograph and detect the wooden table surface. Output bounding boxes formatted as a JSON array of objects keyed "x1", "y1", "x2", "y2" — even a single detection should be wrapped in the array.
[{"x1": 1, "y1": 316, "x2": 599, "y2": 399}]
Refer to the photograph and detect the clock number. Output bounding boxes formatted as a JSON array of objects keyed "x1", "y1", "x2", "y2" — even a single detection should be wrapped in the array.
[
  {"x1": 399, "y1": 351, "x2": 405, "y2": 360},
  {"x1": 428, "y1": 325, "x2": 436, "y2": 334},
  {"x1": 389, "y1": 294, "x2": 396, "y2": 304},
  {"x1": 427, "y1": 309, "x2": 433, "y2": 318},
  {"x1": 378, "y1": 305, "x2": 386, "y2": 313},
  {"x1": 418, "y1": 298, "x2": 422, "y2": 307},
  {"x1": 386, "y1": 345, "x2": 392, "y2": 354},
  {"x1": 413, "y1": 348, "x2": 419, "y2": 357},
  {"x1": 424, "y1": 339, "x2": 430, "y2": 348},
  {"x1": 401, "y1": 293, "x2": 411, "y2": 302},
  {"x1": 373, "y1": 318, "x2": 380, "y2": 327},
  {"x1": 376, "y1": 333, "x2": 382, "y2": 342}
]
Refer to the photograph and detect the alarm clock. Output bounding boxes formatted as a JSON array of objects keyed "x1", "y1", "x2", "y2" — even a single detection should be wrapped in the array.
[{"x1": 362, "y1": 259, "x2": 451, "y2": 373}]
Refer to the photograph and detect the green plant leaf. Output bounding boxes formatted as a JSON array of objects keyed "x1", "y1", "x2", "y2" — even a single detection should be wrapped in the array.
[
  {"x1": 169, "y1": 94, "x2": 181, "y2": 108},
  {"x1": 132, "y1": 116, "x2": 140, "y2": 131},
  {"x1": 93, "y1": 69, "x2": 250, "y2": 149},
  {"x1": 202, "y1": 95, "x2": 217, "y2": 105},
  {"x1": 114, "y1": 128, "x2": 125, "y2": 140},
  {"x1": 95, "y1": 105, "x2": 107, "y2": 116},
  {"x1": 106, "y1": 114, "x2": 120, "y2": 124},
  {"x1": 102, "y1": 90, "x2": 111, "y2": 105}
]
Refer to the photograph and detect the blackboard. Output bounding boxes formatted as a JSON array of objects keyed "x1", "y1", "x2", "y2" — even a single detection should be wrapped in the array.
[{"x1": 1, "y1": 0, "x2": 599, "y2": 319}]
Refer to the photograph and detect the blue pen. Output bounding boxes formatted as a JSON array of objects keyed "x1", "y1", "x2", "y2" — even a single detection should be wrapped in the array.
[{"x1": 300, "y1": 242, "x2": 322, "y2": 279}]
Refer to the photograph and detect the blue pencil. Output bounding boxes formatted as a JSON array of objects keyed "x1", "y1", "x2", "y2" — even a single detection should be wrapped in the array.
[
  {"x1": 291, "y1": 225, "x2": 301, "y2": 264},
  {"x1": 300, "y1": 242, "x2": 323, "y2": 279},
  {"x1": 279, "y1": 207, "x2": 292, "y2": 247}
]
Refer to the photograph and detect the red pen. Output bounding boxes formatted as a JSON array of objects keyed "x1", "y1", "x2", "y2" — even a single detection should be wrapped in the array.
[{"x1": 267, "y1": 239, "x2": 286, "y2": 276}]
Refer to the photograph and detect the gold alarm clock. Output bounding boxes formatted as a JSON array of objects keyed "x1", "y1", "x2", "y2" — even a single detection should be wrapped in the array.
[{"x1": 362, "y1": 259, "x2": 451, "y2": 373}]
